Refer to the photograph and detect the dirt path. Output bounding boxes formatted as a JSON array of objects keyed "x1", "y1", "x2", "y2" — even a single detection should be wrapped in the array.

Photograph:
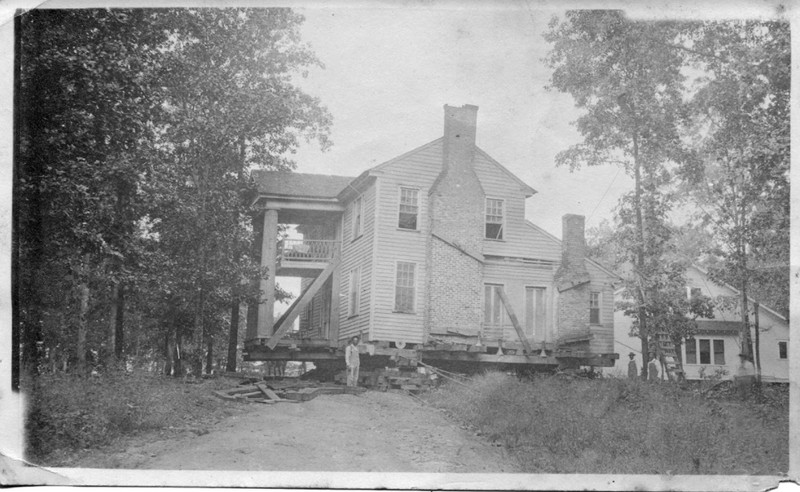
[{"x1": 78, "y1": 390, "x2": 517, "y2": 473}]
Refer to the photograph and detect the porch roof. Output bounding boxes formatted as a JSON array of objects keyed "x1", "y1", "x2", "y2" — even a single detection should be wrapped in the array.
[{"x1": 252, "y1": 170, "x2": 355, "y2": 199}]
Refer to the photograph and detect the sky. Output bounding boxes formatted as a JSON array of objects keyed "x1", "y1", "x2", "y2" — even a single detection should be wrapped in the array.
[{"x1": 287, "y1": 5, "x2": 635, "y2": 239}]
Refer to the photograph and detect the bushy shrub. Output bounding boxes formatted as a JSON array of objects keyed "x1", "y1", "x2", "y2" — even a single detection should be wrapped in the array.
[{"x1": 425, "y1": 371, "x2": 788, "y2": 474}]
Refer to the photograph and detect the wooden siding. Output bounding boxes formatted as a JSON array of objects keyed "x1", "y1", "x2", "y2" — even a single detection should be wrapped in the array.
[
  {"x1": 338, "y1": 182, "x2": 376, "y2": 343},
  {"x1": 370, "y1": 140, "x2": 443, "y2": 344},
  {"x1": 483, "y1": 261, "x2": 557, "y2": 345}
]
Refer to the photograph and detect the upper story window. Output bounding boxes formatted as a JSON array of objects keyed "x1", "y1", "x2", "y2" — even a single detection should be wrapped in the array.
[
  {"x1": 352, "y1": 196, "x2": 364, "y2": 240},
  {"x1": 688, "y1": 287, "x2": 702, "y2": 300},
  {"x1": 589, "y1": 291, "x2": 601, "y2": 324},
  {"x1": 398, "y1": 187, "x2": 419, "y2": 230},
  {"x1": 485, "y1": 198, "x2": 504, "y2": 240},
  {"x1": 779, "y1": 341, "x2": 788, "y2": 360},
  {"x1": 394, "y1": 261, "x2": 416, "y2": 313}
]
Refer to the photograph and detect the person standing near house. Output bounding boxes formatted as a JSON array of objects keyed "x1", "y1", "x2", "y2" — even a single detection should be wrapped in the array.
[
  {"x1": 734, "y1": 353, "x2": 756, "y2": 399},
  {"x1": 345, "y1": 335, "x2": 361, "y2": 387},
  {"x1": 647, "y1": 353, "x2": 660, "y2": 381},
  {"x1": 627, "y1": 352, "x2": 638, "y2": 379}
]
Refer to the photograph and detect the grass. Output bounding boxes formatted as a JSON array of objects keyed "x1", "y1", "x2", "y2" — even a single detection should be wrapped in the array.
[
  {"x1": 424, "y1": 371, "x2": 789, "y2": 475},
  {"x1": 24, "y1": 370, "x2": 254, "y2": 466}
]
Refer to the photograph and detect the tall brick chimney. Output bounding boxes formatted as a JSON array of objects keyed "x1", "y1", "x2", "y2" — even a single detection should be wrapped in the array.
[
  {"x1": 426, "y1": 104, "x2": 486, "y2": 336},
  {"x1": 554, "y1": 214, "x2": 591, "y2": 337}
]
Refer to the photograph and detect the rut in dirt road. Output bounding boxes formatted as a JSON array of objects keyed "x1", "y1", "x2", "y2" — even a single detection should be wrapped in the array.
[{"x1": 105, "y1": 390, "x2": 517, "y2": 472}]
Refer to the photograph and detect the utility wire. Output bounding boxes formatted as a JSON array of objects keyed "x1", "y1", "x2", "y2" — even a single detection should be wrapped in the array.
[{"x1": 588, "y1": 167, "x2": 622, "y2": 222}]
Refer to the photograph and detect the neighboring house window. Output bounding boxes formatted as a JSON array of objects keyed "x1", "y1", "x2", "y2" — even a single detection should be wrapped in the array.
[
  {"x1": 398, "y1": 187, "x2": 419, "y2": 230},
  {"x1": 394, "y1": 262, "x2": 416, "y2": 313},
  {"x1": 485, "y1": 198, "x2": 504, "y2": 240},
  {"x1": 348, "y1": 267, "x2": 361, "y2": 317},
  {"x1": 484, "y1": 284, "x2": 506, "y2": 325},
  {"x1": 779, "y1": 341, "x2": 788, "y2": 360},
  {"x1": 589, "y1": 291, "x2": 601, "y2": 324},
  {"x1": 524, "y1": 287, "x2": 547, "y2": 338},
  {"x1": 688, "y1": 287, "x2": 702, "y2": 299},
  {"x1": 352, "y1": 196, "x2": 363, "y2": 240},
  {"x1": 685, "y1": 338, "x2": 725, "y2": 365}
]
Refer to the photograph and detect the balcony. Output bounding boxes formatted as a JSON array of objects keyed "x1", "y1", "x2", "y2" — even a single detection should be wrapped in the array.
[{"x1": 277, "y1": 239, "x2": 340, "y2": 276}]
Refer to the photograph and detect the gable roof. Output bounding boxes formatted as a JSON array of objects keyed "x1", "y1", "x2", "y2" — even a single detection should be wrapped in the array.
[
  {"x1": 688, "y1": 264, "x2": 788, "y2": 322},
  {"x1": 524, "y1": 220, "x2": 621, "y2": 282},
  {"x1": 252, "y1": 170, "x2": 354, "y2": 199},
  {"x1": 475, "y1": 147, "x2": 537, "y2": 197}
]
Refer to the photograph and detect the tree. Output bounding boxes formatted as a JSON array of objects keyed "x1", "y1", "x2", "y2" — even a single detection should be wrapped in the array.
[
  {"x1": 679, "y1": 20, "x2": 790, "y2": 367},
  {"x1": 545, "y1": 11, "x2": 690, "y2": 377},
  {"x1": 16, "y1": 8, "x2": 332, "y2": 378}
]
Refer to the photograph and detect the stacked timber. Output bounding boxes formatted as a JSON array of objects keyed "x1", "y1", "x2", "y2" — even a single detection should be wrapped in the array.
[{"x1": 213, "y1": 379, "x2": 365, "y2": 404}]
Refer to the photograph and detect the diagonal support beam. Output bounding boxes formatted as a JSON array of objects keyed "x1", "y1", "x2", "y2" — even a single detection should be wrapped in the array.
[
  {"x1": 497, "y1": 288, "x2": 534, "y2": 356},
  {"x1": 266, "y1": 256, "x2": 340, "y2": 350}
]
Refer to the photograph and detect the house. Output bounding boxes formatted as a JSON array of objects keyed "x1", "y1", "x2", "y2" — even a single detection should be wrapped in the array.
[
  {"x1": 243, "y1": 104, "x2": 619, "y2": 371},
  {"x1": 612, "y1": 264, "x2": 789, "y2": 382}
]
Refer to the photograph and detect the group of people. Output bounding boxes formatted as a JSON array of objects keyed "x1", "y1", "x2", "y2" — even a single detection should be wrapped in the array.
[{"x1": 626, "y1": 351, "x2": 663, "y2": 381}]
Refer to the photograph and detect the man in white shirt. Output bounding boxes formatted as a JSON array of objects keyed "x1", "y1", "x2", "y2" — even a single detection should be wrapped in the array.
[
  {"x1": 647, "y1": 353, "x2": 660, "y2": 381},
  {"x1": 345, "y1": 335, "x2": 361, "y2": 387}
]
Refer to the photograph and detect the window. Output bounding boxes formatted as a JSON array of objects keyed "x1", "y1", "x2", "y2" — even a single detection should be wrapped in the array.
[
  {"x1": 348, "y1": 267, "x2": 361, "y2": 317},
  {"x1": 394, "y1": 262, "x2": 416, "y2": 313},
  {"x1": 524, "y1": 287, "x2": 547, "y2": 339},
  {"x1": 589, "y1": 291, "x2": 601, "y2": 324},
  {"x1": 352, "y1": 196, "x2": 363, "y2": 240},
  {"x1": 685, "y1": 338, "x2": 725, "y2": 365},
  {"x1": 484, "y1": 284, "x2": 506, "y2": 325},
  {"x1": 398, "y1": 187, "x2": 419, "y2": 230},
  {"x1": 485, "y1": 198, "x2": 504, "y2": 240},
  {"x1": 779, "y1": 341, "x2": 788, "y2": 359},
  {"x1": 689, "y1": 287, "x2": 702, "y2": 300},
  {"x1": 685, "y1": 337, "x2": 697, "y2": 364}
]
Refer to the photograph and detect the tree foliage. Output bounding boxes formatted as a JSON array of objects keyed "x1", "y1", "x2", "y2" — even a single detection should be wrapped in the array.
[{"x1": 16, "y1": 8, "x2": 331, "y2": 376}]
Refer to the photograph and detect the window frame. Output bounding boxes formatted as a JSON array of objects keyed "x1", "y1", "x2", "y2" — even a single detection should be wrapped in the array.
[
  {"x1": 352, "y1": 195, "x2": 364, "y2": 241},
  {"x1": 778, "y1": 341, "x2": 788, "y2": 360},
  {"x1": 484, "y1": 197, "x2": 505, "y2": 240},
  {"x1": 397, "y1": 187, "x2": 420, "y2": 231},
  {"x1": 393, "y1": 261, "x2": 417, "y2": 313},
  {"x1": 684, "y1": 337, "x2": 726, "y2": 366},
  {"x1": 483, "y1": 283, "x2": 507, "y2": 326},
  {"x1": 589, "y1": 291, "x2": 601, "y2": 324},
  {"x1": 524, "y1": 285, "x2": 547, "y2": 339},
  {"x1": 348, "y1": 267, "x2": 361, "y2": 318}
]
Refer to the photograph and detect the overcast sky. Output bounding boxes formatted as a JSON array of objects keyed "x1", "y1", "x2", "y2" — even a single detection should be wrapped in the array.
[{"x1": 288, "y1": 5, "x2": 633, "y2": 239}]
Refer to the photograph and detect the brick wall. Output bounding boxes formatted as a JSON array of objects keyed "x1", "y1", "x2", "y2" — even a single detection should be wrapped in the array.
[
  {"x1": 554, "y1": 214, "x2": 591, "y2": 338},
  {"x1": 426, "y1": 104, "x2": 486, "y2": 334}
]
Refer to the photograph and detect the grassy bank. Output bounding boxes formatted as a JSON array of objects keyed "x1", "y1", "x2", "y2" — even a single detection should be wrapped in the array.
[
  {"x1": 425, "y1": 371, "x2": 788, "y2": 475},
  {"x1": 24, "y1": 371, "x2": 252, "y2": 466}
]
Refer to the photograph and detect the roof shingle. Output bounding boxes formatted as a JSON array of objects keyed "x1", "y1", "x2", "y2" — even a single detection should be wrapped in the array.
[{"x1": 252, "y1": 170, "x2": 354, "y2": 199}]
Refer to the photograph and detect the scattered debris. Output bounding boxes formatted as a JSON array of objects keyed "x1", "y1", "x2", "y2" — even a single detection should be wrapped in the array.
[{"x1": 213, "y1": 378, "x2": 365, "y2": 404}]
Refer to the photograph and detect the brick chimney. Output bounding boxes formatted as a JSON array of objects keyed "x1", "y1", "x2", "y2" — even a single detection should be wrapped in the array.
[
  {"x1": 426, "y1": 104, "x2": 486, "y2": 336},
  {"x1": 554, "y1": 214, "x2": 591, "y2": 337}
]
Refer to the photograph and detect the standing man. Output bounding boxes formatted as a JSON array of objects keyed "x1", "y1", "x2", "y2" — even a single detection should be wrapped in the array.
[
  {"x1": 647, "y1": 353, "x2": 660, "y2": 381},
  {"x1": 627, "y1": 352, "x2": 638, "y2": 379},
  {"x1": 734, "y1": 352, "x2": 756, "y2": 399},
  {"x1": 345, "y1": 335, "x2": 360, "y2": 387}
]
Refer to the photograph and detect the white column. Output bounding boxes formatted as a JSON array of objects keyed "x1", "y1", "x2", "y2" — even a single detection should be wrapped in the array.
[{"x1": 257, "y1": 209, "x2": 279, "y2": 338}]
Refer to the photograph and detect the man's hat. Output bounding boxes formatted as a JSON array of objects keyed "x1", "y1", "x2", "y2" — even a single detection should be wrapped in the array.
[{"x1": 628, "y1": 352, "x2": 636, "y2": 357}]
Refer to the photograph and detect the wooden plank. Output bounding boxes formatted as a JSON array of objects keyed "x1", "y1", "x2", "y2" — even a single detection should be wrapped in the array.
[
  {"x1": 255, "y1": 382, "x2": 283, "y2": 401},
  {"x1": 267, "y1": 255, "x2": 341, "y2": 349},
  {"x1": 496, "y1": 288, "x2": 533, "y2": 355}
]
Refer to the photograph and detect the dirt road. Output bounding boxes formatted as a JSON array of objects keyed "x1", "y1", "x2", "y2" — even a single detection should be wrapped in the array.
[{"x1": 77, "y1": 390, "x2": 516, "y2": 473}]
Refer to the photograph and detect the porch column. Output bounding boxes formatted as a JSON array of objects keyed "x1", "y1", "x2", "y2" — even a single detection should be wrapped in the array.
[{"x1": 258, "y1": 208, "x2": 279, "y2": 338}]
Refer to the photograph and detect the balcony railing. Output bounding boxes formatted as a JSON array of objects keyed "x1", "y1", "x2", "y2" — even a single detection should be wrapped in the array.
[{"x1": 279, "y1": 239, "x2": 340, "y2": 263}]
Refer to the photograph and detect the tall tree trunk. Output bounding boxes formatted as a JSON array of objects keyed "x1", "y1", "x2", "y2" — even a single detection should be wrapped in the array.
[
  {"x1": 163, "y1": 331, "x2": 173, "y2": 376},
  {"x1": 108, "y1": 282, "x2": 118, "y2": 366},
  {"x1": 754, "y1": 301, "x2": 762, "y2": 385},
  {"x1": 632, "y1": 132, "x2": 650, "y2": 379},
  {"x1": 205, "y1": 333, "x2": 213, "y2": 375},
  {"x1": 173, "y1": 330, "x2": 183, "y2": 377},
  {"x1": 77, "y1": 282, "x2": 89, "y2": 373},
  {"x1": 115, "y1": 284, "x2": 125, "y2": 359},
  {"x1": 227, "y1": 301, "x2": 240, "y2": 372}
]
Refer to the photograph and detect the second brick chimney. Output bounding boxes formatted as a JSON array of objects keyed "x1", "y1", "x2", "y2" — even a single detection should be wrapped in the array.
[{"x1": 554, "y1": 214, "x2": 591, "y2": 337}]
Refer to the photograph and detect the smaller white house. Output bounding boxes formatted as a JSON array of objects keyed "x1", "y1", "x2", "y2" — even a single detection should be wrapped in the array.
[{"x1": 612, "y1": 264, "x2": 789, "y2": 382}]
